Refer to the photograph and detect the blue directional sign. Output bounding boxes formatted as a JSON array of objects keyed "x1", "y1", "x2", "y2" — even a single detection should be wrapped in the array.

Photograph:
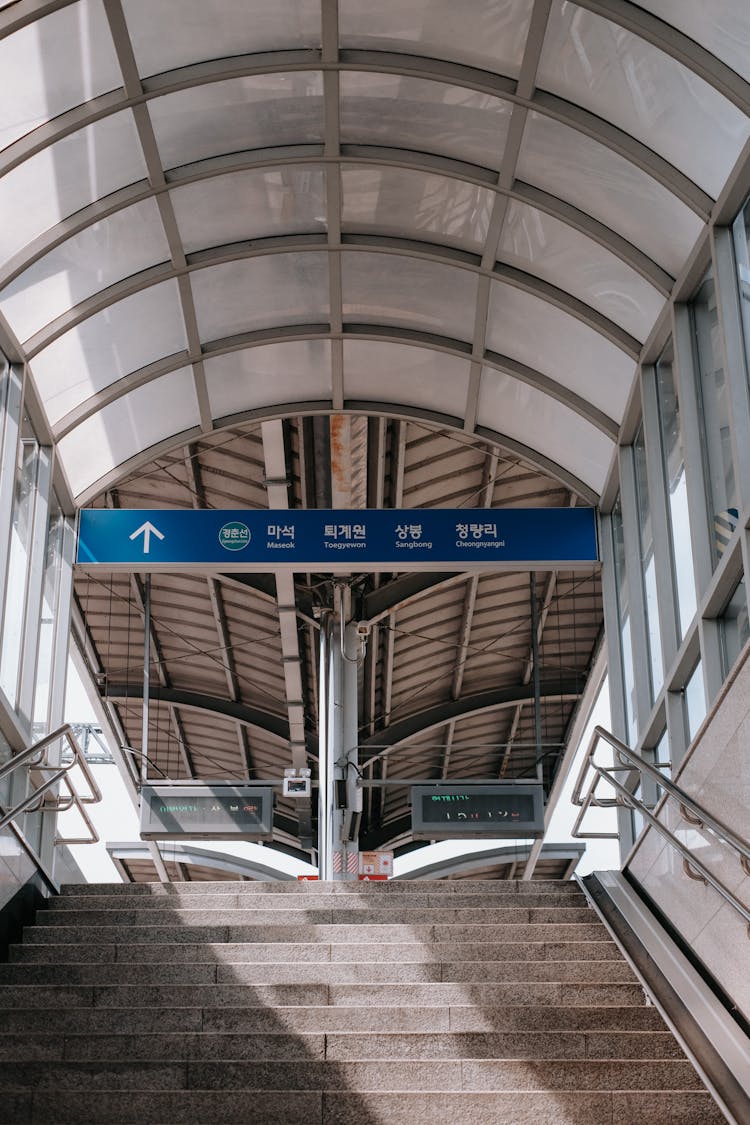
[{"x1": 76, "y1": 508, "x2": 598, "y2": 572}]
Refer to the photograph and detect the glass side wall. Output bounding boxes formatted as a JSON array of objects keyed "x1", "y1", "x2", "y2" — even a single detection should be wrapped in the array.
[
  {"x1": 654, "y1": 345, "x2": 697, "y2": 642},
  {"x1": 0, "y1": 425, "x2": 39, "y2": 707},
  {"x1": 690, "y1": 271, "x2": 738, "y2": 564},
  {"x1": 633, "y1": 423, "x2": 663, "y2": 700}
]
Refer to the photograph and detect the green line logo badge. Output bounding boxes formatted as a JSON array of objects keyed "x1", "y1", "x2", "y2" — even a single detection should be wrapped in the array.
[{"x1": 219, "y1": 521, "x2": 251, "y2": 551}]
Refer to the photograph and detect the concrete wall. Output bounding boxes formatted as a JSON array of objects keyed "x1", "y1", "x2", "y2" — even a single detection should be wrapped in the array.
[{"x1": 628, "y1": 643, "x2": 750, "y2": 1020}]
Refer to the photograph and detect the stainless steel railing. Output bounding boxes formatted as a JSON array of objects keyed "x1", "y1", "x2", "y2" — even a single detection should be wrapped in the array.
[
  {"x1": 0, "y1": 724, "x2": 102, "y2": 890},
  {"x1": 571, "y1": 725, "x2": 750, "y2": 934}
]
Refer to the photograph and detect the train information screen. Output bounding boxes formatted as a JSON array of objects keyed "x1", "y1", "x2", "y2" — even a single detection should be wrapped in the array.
[
  {"x1": 140, "y1": 785, "x2": 274, "y2": 840},
  {"x1": 411, "y1": 783, "x2": 544, "y2": 838}
]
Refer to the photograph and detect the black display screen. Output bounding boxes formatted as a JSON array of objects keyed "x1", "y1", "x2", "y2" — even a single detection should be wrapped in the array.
[
  {"x1": 421, "y1": 791, "x2": 535, "y2": 824},
  {"x1": 411, "y1": 783, "x2": 544, "y2": 837},
  {"x1": 140, "y1": 785, "x2": 274, "y2": 839}
]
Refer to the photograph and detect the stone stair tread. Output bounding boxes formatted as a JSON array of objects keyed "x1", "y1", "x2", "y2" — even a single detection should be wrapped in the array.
[
  {"x1": 0, "y1": 1029, "x2": 686, "y2": 1061},
  {"x1": 0, "y1": 1003, "x2": 666, "y2": 1034},
  {"x1": 0, "y1": 1058, "x2": 704, "y2": 1091},
  {"x1": 20, "y1": 922, "x2": 611, "y2": 944},
  {"x1": 9, "y1": 938, "x2": 621, "y2": 964},
  {"x1": 0, "y1": 959, "x2": 636, "y2": 985},
  {"x1": 22, "y1": 1089, "x2": 725, "y2": 1125},
  {"x1": 0, "y1": 879, "x2": 718, "y2": 1121}
]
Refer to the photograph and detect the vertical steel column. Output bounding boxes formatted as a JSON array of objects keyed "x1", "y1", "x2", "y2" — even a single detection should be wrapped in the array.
[
  {"x1": 141, "y1": 575, "x2": 151, "y2": 788},
  {"x1": 317, "y1": 610, "x2": 334, "y2": 880},
  {"x1": 530, "y1": 573, "x2": 544, "y2": 786}
]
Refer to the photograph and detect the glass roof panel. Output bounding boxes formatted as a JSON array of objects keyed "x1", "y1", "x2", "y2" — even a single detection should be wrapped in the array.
[
  {"x1": 148, "y1": 73, "x2": 325, "y2": 170},
  {"x1": 477, "y1": 366, "x2": 614, "y2": 490},
  {"x1": 0, "y1": 111, "x2": 147, "y2": 264},
  {"x1": 641, "y1": 0, "x2": 750, "y2": 84},
  {"x1": 205, "y1": 340, "x2": 332, "y2": 418},
  {"x1": 486, "y1": 280, "x2": 634, "y2": 418},
  {"x1": 340, "y1": 72, "x2": 512, "y2": 170},
  {"x1": 343, "y1": 340, "x2": 471, "y2": 419},
  {"x1": 341, "y1": 251, "x2": 478, "y2": 342},
  {"x1": 191, "y1": 252, "x2": 329, "y2": 340},
  {"x1": 0, "y1": 199, "x2": 170, "y2": 342},
  {"x1": 341, "y1": 165, "x2": 494, "y2": 251},
  {"x1": 517, "y1": 111, "x2": 703, "y2": 276},
  {"x1": 498, "y1": 199, "x2": 665, "y2": 341},
  {"x1": 339, "y1": 0, "x2": 534, "y2": 77},
  {"x1": 170, "y1": 166, "x2": 327, "y2": 253},
  {"x1": 122, "y1": 0, "x2": 320, "y2": 78},
  {"x1": 539, "y1": 2, "x2": 750, "y2": 199},
  {"x1": 29, "y1": 280, "x2": 188, "y2": 424},
  {"x1": 0, "y1": 0, "x2": 121, "y2": 151},
  {"x1": 57, "y1": 366, "x2": 199, "y2": 496}
]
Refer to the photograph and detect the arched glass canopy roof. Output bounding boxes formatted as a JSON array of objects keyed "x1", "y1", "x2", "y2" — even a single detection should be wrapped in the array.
[
  {"x1": 3, "y1": 0, "x2": 750, "y2": 863},
  {"x1": 3, "y1": 0, "x2": 749, "y2": 504}
]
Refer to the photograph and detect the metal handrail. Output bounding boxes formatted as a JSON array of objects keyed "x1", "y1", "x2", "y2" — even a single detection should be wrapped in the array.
[
  {"x1": 0, "y1": 724, "x2": 102, "y2": 846},
  {"x1": 572, "y1": 725, "x2": 750, "y2": 933}
]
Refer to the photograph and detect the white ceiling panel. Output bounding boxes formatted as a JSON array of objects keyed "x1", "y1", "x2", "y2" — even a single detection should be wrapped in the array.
[
  {"x1": 342, "y1": 251, "x2": 478, "y2": 342},
  {"x1": 206, "y1": 339, "x2": 332, "y2": 418},
  {"x1": 340, "y1": 72, "x2": 512, "y2": 170},
  {"x1": 29, "y1": 280, "x2": 188, "y2": 424},
  {"x1": 123, "y1": 0, "x2": 320, "y2": 78},
  {"x1": 191, "y1": 252, "x2": 329, "y2": 340},
  {"x1": 539, "y1": 2, "x2": 750, "y2": 199},
  {"x1": 516, "y1": 111, "x2": 704, "y2": 277},
  {"x1": 339, "y1": 0, "x2": 534, "y2": 77},
  {"x1": 343, "y1": 339, "x2": 472, "y2": 418},
  {"x1": 57, "y1": 366, "x2": 199, "y2": 496},
  {"x1": 477, "y1": 366, "x2": 614, "y2": 490},
  {"x1": 0, "y1": 111, "x2": 147, "y2": 264},
  {"x1": 148, "y1": 73, "x2": 325, "y2": 170},
  {"x1": 0, "y1": 0, "x2": 121, "y2": 152},
  {"x1": 0, "y1": 198, "x2": 170, "y2": 341},
  {"x1": 171, "y1": 166, "x2": 327, "y2": 252},
  {"x1": 341, "y1": 165, "x2": 494, "y2": 251},
  {"x1": 486, "y1": 280, "x2": 634, "y2": 418},
  {"x1": 498, "y1": 199, "x2": 665, "y2": 341}
]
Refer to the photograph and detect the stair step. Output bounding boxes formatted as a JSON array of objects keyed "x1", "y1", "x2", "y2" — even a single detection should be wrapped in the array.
[
  {"x1": 0, "y1": 1028, "x2": 685, "y2": 1061},
  {"x1": 0, "y1": 980, "x2": 649, "y2": 1008},
  {"x1": 56, "y1": 879, "x2": 583, "y2": 896},
  {"x1": 0, "y1": 959, "x2": 635, "y2": 985},
  {"x1": 48, "y1": 891, "x2": 588, "y2": 910},
  {"x1": 22, "y1": 1088, "x2": 725, "y2": 1125},
  {"x1": 0, "y1": 879, "x2": 718, "y2": 1122},
  {"x1": 9, "y1": 938, "x2": 621, "y2": 964},
  {"x1": 34, "y1": 906, "x2": 595, "y2": 926},
  {"x1": 0, "y1": 1004, "x2": 671, "y2": 1035},
  {"x1": 21, "y1": 922, "x2": 610, "y2": 944},
  {"x1": 0, "y1": 1057, "x2": 705, "y2": 1092}
]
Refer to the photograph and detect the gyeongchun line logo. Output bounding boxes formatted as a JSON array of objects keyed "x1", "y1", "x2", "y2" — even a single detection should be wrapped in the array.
[{"x1": 219, "y1": 521, "x2": 251, "y2": 551}]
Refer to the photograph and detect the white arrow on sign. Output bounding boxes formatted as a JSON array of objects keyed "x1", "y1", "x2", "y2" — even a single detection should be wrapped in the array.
[{"x1": 129, "y1": 520, "x2": 165, "y2": 555}]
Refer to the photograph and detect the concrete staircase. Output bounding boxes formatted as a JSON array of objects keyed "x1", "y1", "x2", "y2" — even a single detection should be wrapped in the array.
[{"x1": 0, "y1": 879, "x2": 723, "y2": 1124}]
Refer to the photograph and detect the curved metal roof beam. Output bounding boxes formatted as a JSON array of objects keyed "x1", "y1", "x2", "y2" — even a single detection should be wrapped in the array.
[
  {"x1": 3, "y1": 0, "x2": 749, "y2": 120},
  {"x1": 104, "y1": 682, "x2": 317, "y2": 755},
  {"x1": 0, "y1": 49, "x2": 716, "y2": 222},
  {"x1": 21, "y1": 237, "x2": 639, "y2": 365},
  {"x1": 51, "y1": 321, "x2": 619, "y2": 443},
  {"x1": 0, "y1": 150, "x2": 673, "y2": 298},
  {"x1": 73, "y1": 399, "x2": 601, "y2": 508},
  {"x1": 358, "y1": 679, "x2": 582, "y2": 770}
]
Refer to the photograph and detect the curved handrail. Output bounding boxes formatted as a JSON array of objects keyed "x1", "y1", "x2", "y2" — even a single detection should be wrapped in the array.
[
  {"x1": 0, "y1": 724, "x2": 102, "y2": 845},
  {"x1": 572, "y1": 725, "x2": 750, "y2": 934}
]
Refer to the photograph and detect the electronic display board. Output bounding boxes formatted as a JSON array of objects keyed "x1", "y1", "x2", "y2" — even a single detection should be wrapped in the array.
[
  {"x1": 411, "y1": 783, "x2": 544, "y2": 838},
  {"x1": 140, "y1": 785, "x2": 274, "y2": 840}
]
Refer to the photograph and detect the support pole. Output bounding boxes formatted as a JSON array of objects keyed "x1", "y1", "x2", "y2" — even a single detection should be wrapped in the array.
[
  {"x1": 530, "y1": 573, "x2": 544, "y2": 786},
  {"x1": 141, "y1": 574, "x2": 151, "y2": 788},
  {"x1": 317, "y1": 610, "x2": 334, "y2": 880}
]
